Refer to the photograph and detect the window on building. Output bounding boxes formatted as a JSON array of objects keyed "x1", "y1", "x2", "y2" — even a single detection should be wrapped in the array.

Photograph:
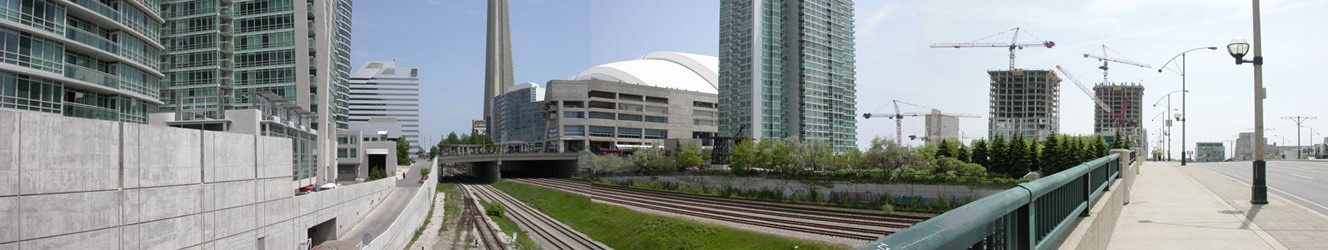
[
  {"x1": 588, "y1": 101, "x2": 615, "y2": 109},
  {"x1": 589, "y1": 111, "x2": 615, "y2": 120},
  {"x1": 618, "y1": 114, "x2": 642, "y2": 121},
  {"x1": 694, "y1": 110, "x2": 715, "y2": 117},
  {"x1": 644, "y1": 106, "x2": 668, "y2": 114},
  {"x1": 693, "y1": 119, "x2": 714, "y2": 126},
  {"x1": 645, "y1": 96, "x2": 668, "y2": 104},
  {"x1": 562, "y1": 101, "x2": 584, "y2": 108},
  {"x1": 693, "y1": 101, "x2": 717, "y2": 109},
  {"x1": 618, "y1": 103, "x2": 643, "y2": 112},
  {"x1": 618, "y1": 127, "x2": 642, "y2": 138},
  {"x1": 644, "y1": 116, "x2": 668, "y2": 123},
  {"x1": 563, "y1": 125, "x2": 585, "y2": 136},
  {"x1": 564, "y1": 111, "x2": 584, "y2": 118},
  {"x1": 589, "y1": 126, "x2": 614, "y2": 137},
  {"x1": 644, "y1": 129, "x2": 667, "y2": 139},
  {"x1": 619, "y1": 94, "x2": 643, "y2": 101},
  {"x1": 589, "y1": 90, "x2": 616, "y2": 99}
]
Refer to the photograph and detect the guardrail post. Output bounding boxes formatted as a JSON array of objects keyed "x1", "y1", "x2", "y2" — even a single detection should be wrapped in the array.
[{"x1": 1082, "y1": 168, "x2": 1092, "y2": 217}]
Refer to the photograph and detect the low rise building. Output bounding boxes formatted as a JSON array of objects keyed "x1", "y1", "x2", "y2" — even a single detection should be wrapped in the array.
[
  {"x1": 1195, "y1": 142, "x2": 1225, "y2": 162},
  {"x1": 336, "y1": 118, "x2": 403, "y2": 182},
  {"x1": 542, "y1": 52, "x2": 719, "y2": 152}
]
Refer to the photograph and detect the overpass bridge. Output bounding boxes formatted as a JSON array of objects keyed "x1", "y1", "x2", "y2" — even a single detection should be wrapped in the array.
[{"x1": 436, "y1": 144, "x2": 586, "y2": 183}]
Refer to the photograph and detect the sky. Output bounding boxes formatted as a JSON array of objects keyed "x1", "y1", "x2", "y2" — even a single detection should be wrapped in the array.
[{"x1": 352, "y1": 0, "x2": 1328, "y2": 159}]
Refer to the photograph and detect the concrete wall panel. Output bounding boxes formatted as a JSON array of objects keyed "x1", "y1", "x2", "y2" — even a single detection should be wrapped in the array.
[
  {"x1": 259, "y1": 178, "x2": 291, "y2": 202},
  {"x1": 258, "y1": 136, "x2": 293, "y2": 178},
  {"x1": 138, "y1": 214, "x2": 203, "y2": 250},
  {"x1": 18, "y1": 190, "x2": 120, "y2": 240},
  {"x1": 123, "y1": 123, "x2": 141, "y2": 189},
  {"x1": 0, "y1": 110, "x2": 17, "y2": 196},
  {"x1": 19, "y1": 113, "x2": 119, "y2": 194},
  {"x1": 121, "y1": 223, "x2": 141, "y2": 250},
  {"x1": 17, "y1": 227, "x2": 117, "y2": 249},
  {"x1": 209, "y1": 230, "x2": 257, "y2": 249},
  {"x1": 259, "y1": 198, "x2": 294, "y2": 227},
  {"x1": 0, "y1": 196, "x2": 14, "y2": 243},
  {"x1": 0, "y1": 242, "x2": 12, "y2": 250},
  {"x1": 137, "y1": 184, "x2": 202, "y2": 223},
  {"x1": 205, "y1": 131, "x2": 256, "y2": 182},
  {"x1": 139, "y1": 125, "x2": 201, "y2": 187},
  {"x1": 207, "y1": 205, "x2": 256, "y2": 242},
  {"x1": 205, "y1": 180, "x2": 255, "y2": 211},
  {"x1": 260, "y1": 221, "x2": 297, "y2": 250}
]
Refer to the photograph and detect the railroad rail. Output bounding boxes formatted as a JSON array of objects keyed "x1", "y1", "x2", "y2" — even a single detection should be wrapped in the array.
[
  {"x1": 509, "y1": 178, "x2": 926, "y2": 242},
  {"x1": 455, "y1": 177, "x2": 506, "y2": 250},
  {"x1": 467, "y1": 183, "x2": 611, "y2": 250}
]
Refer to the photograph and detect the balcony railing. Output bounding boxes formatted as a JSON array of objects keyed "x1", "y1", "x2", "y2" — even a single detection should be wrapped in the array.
[
  {"x1": 219, "y1": 7, "x2": 232, "y2": 20},
  {"x1": 63, "y1": 63, "x2": 119, "y2": 89},
  {"x1": 70, "y1": 0, "x2": 121, "y2": 21},
  {"x1": 64, "y1": 28, "x2": 120, "y2": 54},
  {"x1": 219, "y1": 61, "x2": 233, "y2": 71},
  {"x1": 219, "y1": 78, "x2": 233, "y2": 89},
  {"x1": 64, "y1": 103, "x2": 120, "y2": 122}
]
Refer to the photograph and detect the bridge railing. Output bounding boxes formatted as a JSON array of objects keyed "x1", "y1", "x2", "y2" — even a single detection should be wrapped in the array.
[
  {"x1": 437, "y1": 143, "x2": 547, "y2": 156},
  {"x1": 858, "y1": 151, "x2": 1127, "y2": 250}
]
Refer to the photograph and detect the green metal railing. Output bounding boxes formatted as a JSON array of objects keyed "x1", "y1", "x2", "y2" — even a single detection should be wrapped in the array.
[{"x1": 860, "y1": 151, "x2": 1129, "y2": 250}]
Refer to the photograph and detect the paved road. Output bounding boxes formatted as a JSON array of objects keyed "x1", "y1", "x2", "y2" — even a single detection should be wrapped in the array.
[
  {"x1": 320, "y1": 160, "x2": 431, "y2": 249},
  {"x1": 1192, "y1": 160, "x2": 1328, "y2": 216}
]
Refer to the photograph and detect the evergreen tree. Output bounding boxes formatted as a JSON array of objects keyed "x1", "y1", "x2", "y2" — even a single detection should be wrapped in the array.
[
  {"x1": 1112, "y1": 130, "x2": 1128, "y2": 149},
  {"x1": 1009, "y1": 135, "x2": 1032, "y2": 176},
  {"x1": 971, "y1": 140, "x2": 990, "y2": 168},
  {"x1": 956, "y1": 143, "x2": 971, "y2": 163},
  {"x1": 446, "y1": 132, "x2": 460, "y2": 144},
  {"x1": 937, "y1": 139, "x2": 956, "y2": 159},
  {"x1": 989, "y1": 135, "x2": 1009, "y2": 177},
  {"x1": 1041, "y1": 134, "x2": 1062, "y2": 174},
  {"x1": 1093, "y1": 135, "x2": 1110, "y2": 158}
]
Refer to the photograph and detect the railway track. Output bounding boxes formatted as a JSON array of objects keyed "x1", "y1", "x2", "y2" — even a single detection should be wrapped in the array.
[
  {"x1": 510, "y1": 178, "x2": 928, "y2": 242},
  {"x1": 467, "y1": 183, "x2": 611, "y2": 250},
  {"x1": 452, "y1": 175, "x2": 506, "y2": 250}
]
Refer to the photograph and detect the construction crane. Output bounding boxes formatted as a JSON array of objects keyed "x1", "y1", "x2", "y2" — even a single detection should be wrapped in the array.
[
  {"x1": 931, "y1": 27, "x2": 1056, "y2": 71},
  {"x1": 863, "y1": 100, "x2": 982, "y2": 145},
  {"x1": 1082, "y1": 45, "x2": 1151, "y2": 83},
  {"x1": 1056, "y1": 65, "x2": 1137, "y2": 132}
]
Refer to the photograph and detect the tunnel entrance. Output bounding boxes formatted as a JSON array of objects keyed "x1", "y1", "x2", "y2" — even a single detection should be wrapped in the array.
[
  {"x1": 498, "y1": 160, "x2": 579, "y2": 178},
  {"x1": 307, "y1": 218, "x2": 336, "y2": 247}
]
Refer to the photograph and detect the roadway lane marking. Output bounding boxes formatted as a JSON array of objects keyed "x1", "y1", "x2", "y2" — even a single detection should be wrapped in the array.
[
  {"x1": 1202, "y1": 166, "x2": 1328, "y2": 216},
  {"x1": 1291, "y1": 174, "x2": 1314, "y2": 179}
]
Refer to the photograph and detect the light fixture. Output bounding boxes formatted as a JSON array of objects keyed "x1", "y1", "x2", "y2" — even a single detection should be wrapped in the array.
[{"x1": 1228, "y1": 37, "x2": 1258, "y2": 65}]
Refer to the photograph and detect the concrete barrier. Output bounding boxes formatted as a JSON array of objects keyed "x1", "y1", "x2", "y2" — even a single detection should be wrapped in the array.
[{"x1": 364, "y1": 158, "x2": 439, "y2": 250}]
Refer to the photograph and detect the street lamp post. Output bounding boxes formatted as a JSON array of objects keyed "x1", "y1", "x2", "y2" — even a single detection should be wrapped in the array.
[
  {"x1": 1229, "y1": 0, "x2": 1267, "y2": 204},
  {"x1": 1153, "y1": 92, "x2": 1183, "y2": 161},
  {"x1": 1160, "y1": 47, "x2": 1217, "y2": 166}
]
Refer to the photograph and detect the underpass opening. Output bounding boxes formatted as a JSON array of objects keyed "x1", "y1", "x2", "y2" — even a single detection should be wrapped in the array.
[
  {"x1": 307, "y1": 218, "x2": 337, "y2": 246},
  {"x1": 499, "y1": 160, "x2": 580, "y2": 178}
]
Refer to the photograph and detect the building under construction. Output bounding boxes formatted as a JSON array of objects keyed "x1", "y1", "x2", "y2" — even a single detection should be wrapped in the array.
[
  {"x1": 925, "y1": 109, "x2": 960, "y2": 144},
  {"x1": 988, "y1": 70, "x2": 1061, "y2": 141},
  {"x1": 1093, "y1": 83, "x2": 1146, "y2": 151}
]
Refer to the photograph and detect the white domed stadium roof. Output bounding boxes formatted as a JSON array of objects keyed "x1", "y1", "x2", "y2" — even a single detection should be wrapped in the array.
[{"x1": 572, "y1": 52, "x2": 718, "y2": 94}]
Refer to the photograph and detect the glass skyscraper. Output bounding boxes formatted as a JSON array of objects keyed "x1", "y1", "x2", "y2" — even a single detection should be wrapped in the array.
[
  {"x1": 718, "y1": 0, "x2": 857, "y2": 151},
  {"x1": 0, "y1": 0, "x2": 165, "y2": 124}
]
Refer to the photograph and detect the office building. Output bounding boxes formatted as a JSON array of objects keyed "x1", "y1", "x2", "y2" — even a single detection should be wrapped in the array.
[
  {"x1": 924, "y1": 109, "x2": 959, "y2": 144},
  {"x1": 1094, "y1": 83, "x2": 1145, "y2": 153},
  {"x1": 349, "y1": 61, "x2": 420, "y2": 156},
  {"x1": 337, "y1": 117, "x2": 402, "y2": 182},
  {"x1": 484, "y1": 0, "x2": 515, "y2": 135},
  {"x1": 718, "y1": 0, "x2": 858, "y2": 151},
  {"x1": 1195, "y1": 142, "x2": 1224, "y2": 162},
  {"x1": 988, "y1": 70, "x2": 1060, "y2": 141},
  {"x1": 0, "y1": 0, "x2": 164, "y2": 123},
  {"x1": 544, "y1": 52, "x2": 719, "y2": 152},
  {"x1": 494, "y1": 82, "x2": 545, "y2": 144}
]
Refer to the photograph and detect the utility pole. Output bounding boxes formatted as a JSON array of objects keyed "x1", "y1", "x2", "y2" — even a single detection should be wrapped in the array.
[{"x1": 1282, "y1": 116, "x2": 1317, "y2": 159}]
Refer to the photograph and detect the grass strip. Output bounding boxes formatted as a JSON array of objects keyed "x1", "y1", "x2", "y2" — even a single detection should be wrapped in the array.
[
  {"x1": 492, "y1": 180, "x2": 845, "y2": 250},
  {"x1": 477, "y1": 197, "x2": 541, "y2": 250}
]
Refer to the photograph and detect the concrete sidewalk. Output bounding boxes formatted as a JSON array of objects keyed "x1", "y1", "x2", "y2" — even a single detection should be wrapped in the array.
[{"x1": 1110, "y1": 162, "x2": 1328, "y2": 249}]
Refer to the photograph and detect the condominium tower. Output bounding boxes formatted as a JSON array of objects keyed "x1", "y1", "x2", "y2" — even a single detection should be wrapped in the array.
[
  {"x1": 159, "y1": 0, "x2": 354, "y2": 184},
  {"x1": 349, "y1": 61, "x2": 420, "y2": 156},
  {"x1": 0, "y1": 0, "x2": 165, "y2": 123},
  {"x1": 988, "y1": 70, "x2": 1060, "y2": 141},
  {"x1": 718, "y1": 0, "x2": 857, "y2": 151},
  {"x1": 1093, "y1": 83, "x2": 1144, "y2": 150}
]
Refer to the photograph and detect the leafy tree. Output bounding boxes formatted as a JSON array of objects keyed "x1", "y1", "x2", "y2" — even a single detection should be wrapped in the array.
[
  {"x1": 935, "y1": 156, "x2": 987, "y2": 177},
  {"x1": 841, "y1": 147, "x2": 866, "y2": 169},
  {"x1": 770, "y1": 138, "x2": 794, "y2": 172},
  {"x1": 674, "y1": 141, "x2": 703, "y2": 170},
  {"x1": 589, "y1": 153, "x2": 629, "y2": 175},
  {"x1": 446, "y1": 132, "x2": 460, "y2": 144},
  {"x1": 810, "y1": 140, "x2": 836, "y2": 171},
  {"x1": 629, "y1": 146, "x2": 672, "y2": 172},
  {"x1": 730, "y1": 138, "x2": 758, "y2": 172},
  {"x1": 971, "y1": 140, "x2": 990, "y2": 168},
  {"x1": 396, "y1": 135, "x2": 411, "y2": 165}
]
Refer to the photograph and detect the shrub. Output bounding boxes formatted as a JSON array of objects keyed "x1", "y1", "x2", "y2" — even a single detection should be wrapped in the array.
[
  {"x1": 485, "y1": 202, "x2": 505, "y2": 217},
  {"x1": 419, "y1": 167, "x2": 431, "y2": 177}
]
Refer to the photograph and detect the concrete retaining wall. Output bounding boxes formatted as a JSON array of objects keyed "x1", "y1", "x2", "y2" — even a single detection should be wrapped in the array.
[
  {"x1": 365, "y1": 158, "x2": 439, "y2": 250},
  {"x1": 599, "y1": 175, "x2": 1008, "y2": 202},
  {"x1": 0, "y1": 110, "x2": 394, "y2": 249}
]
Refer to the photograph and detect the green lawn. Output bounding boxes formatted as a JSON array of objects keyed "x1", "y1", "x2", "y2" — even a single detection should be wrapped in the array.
[
  {"x1": 492, "y1": 180, "x2": 846, "y2": 250},
  {"x1": 477, "y1": 197, "x2": 540, "y2": 250},
  {"x1": 437, "y1": 183, "x2": 461, "y2": 235}
]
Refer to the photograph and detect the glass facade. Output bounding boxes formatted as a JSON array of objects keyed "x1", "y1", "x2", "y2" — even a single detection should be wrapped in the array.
[
  {"x1": 719, "y1": 0, "x2": 857, "y2": 151},
  {"x1": 0, "y1": 0, "x2": 163, "y2": 124},
  {"x1": 494, "y1": 84, "x2": 545, "y2": 144}
]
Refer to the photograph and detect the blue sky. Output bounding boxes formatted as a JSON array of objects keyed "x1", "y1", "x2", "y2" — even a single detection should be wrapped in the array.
[{"x1": 355, "y1": 0, "x2": 1328, "y2": 158}]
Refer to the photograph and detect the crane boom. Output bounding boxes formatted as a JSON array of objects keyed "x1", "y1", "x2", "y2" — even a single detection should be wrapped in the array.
[
  {"x1": 930, "y1": 27, "x2": 1055, "y2": 71},
  {"x1": 862, "y1": 100, "x2": 983, "y2": 144},
  {"x1": 1056, "y1": 65, "x2": 1118, "y2": 118},
  {"x1": 1082, "y1": 45, "x2": 1152, "y2": 83}
]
